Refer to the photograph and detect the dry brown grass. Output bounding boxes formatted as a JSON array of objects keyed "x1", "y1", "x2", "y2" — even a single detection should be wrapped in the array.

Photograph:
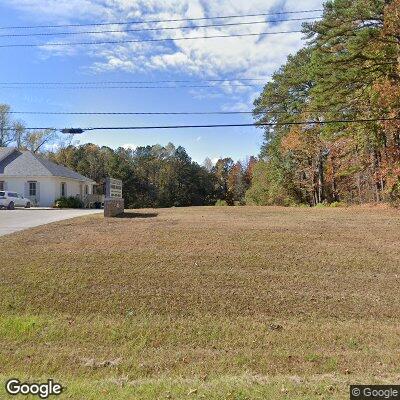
[{"x1": 1, "y1": 206, "x2": 400, "y2": 399}]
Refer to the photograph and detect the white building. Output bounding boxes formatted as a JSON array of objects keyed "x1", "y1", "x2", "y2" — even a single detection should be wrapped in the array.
[{"x1": 0, "y1": 147, "x2": 96, "y2": 207}]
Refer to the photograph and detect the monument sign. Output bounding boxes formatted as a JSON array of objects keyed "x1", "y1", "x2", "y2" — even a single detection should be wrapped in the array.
[{"x1": 104, "y1": 177, "x2": 124, "y2": 217}]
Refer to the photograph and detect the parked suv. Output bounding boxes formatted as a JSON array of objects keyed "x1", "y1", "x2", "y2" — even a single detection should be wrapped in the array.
[{"x1": 0, "y1": 191, "x2": 31, "y2": 210}]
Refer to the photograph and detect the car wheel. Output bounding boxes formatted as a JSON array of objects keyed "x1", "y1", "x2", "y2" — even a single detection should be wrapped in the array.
[
  {"x1": 7, "y1": 201, "x2": 14, "y2": 210},
  {"x1": 25, "y1": 202, "x2": 31, "y2": 208}
]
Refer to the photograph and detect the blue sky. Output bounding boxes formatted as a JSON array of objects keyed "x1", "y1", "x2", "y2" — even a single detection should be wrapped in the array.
[{"x1": 0, "y1": 0, "x2": 322, "y2": 164}]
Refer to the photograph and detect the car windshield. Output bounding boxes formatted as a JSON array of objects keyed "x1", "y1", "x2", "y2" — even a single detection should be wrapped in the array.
[{"x1": 0, "y1": 191, "x2": 5, "y2": 196}]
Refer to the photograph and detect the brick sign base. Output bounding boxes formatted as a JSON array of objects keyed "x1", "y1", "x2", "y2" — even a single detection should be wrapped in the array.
[{"x1": 104, "y1": 197, "x2": 124, "y2": 217}]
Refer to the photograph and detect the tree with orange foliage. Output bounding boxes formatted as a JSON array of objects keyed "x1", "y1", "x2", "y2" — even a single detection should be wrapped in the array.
[{"x1": 250, "y1": 0, "x2": 399, "y2": 206}]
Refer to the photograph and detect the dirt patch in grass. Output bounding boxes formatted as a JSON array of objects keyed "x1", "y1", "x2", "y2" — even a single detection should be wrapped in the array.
[{"x1": 1, "y1": 206, "x2": 400, "y2": 399}]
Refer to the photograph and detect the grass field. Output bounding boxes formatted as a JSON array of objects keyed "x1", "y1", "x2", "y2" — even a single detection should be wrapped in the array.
[{"x1": 1, "y1": 206, "x2": 400, "y2": 399}]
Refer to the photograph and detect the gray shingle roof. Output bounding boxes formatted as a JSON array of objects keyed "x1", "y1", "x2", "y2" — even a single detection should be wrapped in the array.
[
  {"x1": 0, "y1": 147, "x2": 16, "y2": 163},
  {"x1": 0, "y1": 147, "x2": 95, "y2": 183}
]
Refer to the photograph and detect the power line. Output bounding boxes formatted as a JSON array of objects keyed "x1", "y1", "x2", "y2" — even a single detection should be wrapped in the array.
[
  {"x1": 0, "y1": 9, "x2": 323, "y2": 30},
  {"x1": 7, "y1": 117, "x2": 399, "y2": 131},
  {"x1": 9, "y1": 109, "x2": 393, "y2": 116},
  {"x1": 11, "y1": 110, "x2": 255, "y2": 115},
  {"x1": 0, "y1": 17, "x2": 321, "y2": 38},
  {"x1": 73, "y1": 118, "x2": 400, "y2": 130},
  {"x1": 1, "y1": 78, "x2": 266, "y2": 85},
  {"x1": 0, "y1": 30, "x2": 303, "y2": 48},
  {"x1": 0, "y1": 84, "x2": 262, "y2": 89}
]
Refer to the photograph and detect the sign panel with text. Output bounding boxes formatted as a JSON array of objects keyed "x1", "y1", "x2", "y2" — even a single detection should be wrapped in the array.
[{"x1": 105, "y1": 178, "x2": 123, "y2": 199}]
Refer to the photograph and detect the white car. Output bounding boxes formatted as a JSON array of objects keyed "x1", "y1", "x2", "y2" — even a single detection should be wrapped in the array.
[{"x1": 0, "y1": 191, "x2": 31, "y2": 210}]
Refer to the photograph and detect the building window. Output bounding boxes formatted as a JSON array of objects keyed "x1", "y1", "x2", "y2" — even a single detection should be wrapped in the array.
[
  {"x1": 61, "y1": 182, "x2": 67, "y2": 197},
  {"x1": 85, "y1": 185, "x2": 89, "y2": 195},
  {"x1": 28, "y1": 181, "x2": 37, "y2": 197},
  {"x1": 0, "y1": 181, "x2": 4, "y2": 191}
]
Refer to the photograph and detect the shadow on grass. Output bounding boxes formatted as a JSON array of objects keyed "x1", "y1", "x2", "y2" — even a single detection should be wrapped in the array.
[{"x1": 116, "y1": 212, "x2": 158, "y2": 219}]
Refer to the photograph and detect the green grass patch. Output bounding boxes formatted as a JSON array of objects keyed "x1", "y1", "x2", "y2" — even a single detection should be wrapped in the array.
[{"x1": 0, "y1": 315, "x2": 43, "y2": 340}]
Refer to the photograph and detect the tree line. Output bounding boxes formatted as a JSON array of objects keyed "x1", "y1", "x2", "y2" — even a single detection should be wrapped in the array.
[
  {"x1": 48, "y1": 144, "x2": 256, "y2": 208},
  {"x1": 248, "y1": 0, "x2": 399, "y2": 206}
]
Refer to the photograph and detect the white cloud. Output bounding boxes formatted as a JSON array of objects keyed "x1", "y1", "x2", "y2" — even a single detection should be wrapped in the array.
[
  {"x1": 6, "y1": 0, "x2": 111, "y2": 22},
  {"x1": 5, "y1": 0, "x2": 323, "y2": 89},
  {"x1": 221, "y1": 89, "x2": 261, "y2": 113},
  {"x1": 122, "y1": 143, "x2": 137, "y2": 150}
]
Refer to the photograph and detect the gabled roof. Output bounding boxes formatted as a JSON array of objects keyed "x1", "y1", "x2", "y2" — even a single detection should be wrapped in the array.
[
  {"x1": 0, "y1": 147, "x2": 16, "y2": 163},
  {"x1": 0, "y1": 147, "x2": 95, "y2": 183}
]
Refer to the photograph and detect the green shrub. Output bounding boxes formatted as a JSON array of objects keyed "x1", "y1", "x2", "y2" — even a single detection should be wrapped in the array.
[
  {"x1": 215, "y1": 199, "x2": 228, "y2": 206},
  {"x1": 282, "y1": 197, "x2": 297, "y2": 207},
  {"x1": 330, "y1": 201, "x2": 345, "y2": 208},
  {"x1": 296, "y1": 203, "x2": 310, "y2": 208},
  {"x1": 245, "y1": 161, "x2": 300, "y2": 206},
  {"x1": 54, "y1": 197, "x2": 83, "y2": 209}
]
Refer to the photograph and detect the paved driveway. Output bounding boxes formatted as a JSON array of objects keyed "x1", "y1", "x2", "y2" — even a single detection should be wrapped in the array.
[{"x1": 0, "y1": 209, "x2": 102, "y2": 236}]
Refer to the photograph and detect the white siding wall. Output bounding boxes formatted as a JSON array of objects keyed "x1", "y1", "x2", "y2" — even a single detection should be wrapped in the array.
[
  {"x1": 55, "y1": 178, "x2": 93, "y2": 198},
  {"x1": 1, "y1": 176, "x2": 55, "y2": 207},
  {"x1": 57, "y1": 178, "x2": 79, "y2": 198},
  {"x1": 1, "y1": 176, "x2": 94, "y2": 207}
]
